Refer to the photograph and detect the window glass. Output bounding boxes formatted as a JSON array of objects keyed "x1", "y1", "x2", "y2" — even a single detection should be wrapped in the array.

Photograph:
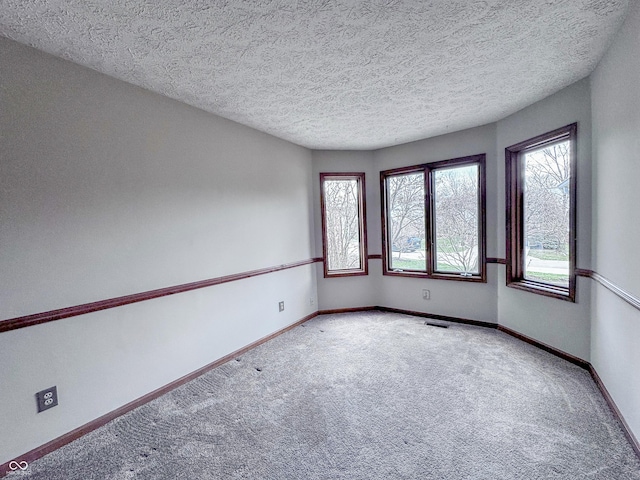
[
  {"x1": 320, "y1": 173, "x2": 367, "y2": 277},
  {"x1": 386, "y1": 172, "x2": 426, "y2": 272},
  {"x1": 433, "y1": 164, "x2": 479, "y2": 275},
  {"x1": 523, "y1": 141, "x2": 571, "y2": 287}
]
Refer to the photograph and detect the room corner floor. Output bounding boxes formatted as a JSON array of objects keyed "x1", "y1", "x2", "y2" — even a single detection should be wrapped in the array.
[{"x1": 9, "y1": 311, "x2": 640, "y2": 479}]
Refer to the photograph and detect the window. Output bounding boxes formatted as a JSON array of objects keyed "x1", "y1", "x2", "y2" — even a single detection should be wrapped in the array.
[
  {"x1": 505, "y1": 124, "x2": 577, "y2": 301},
  {"x1": 381, "y1": 154, "x2": 486, "y2": 282},
  {"x1": 433, "y1": 163, "x2": 482, "y2": 276},
  {"x1": 320, "y1": 173, "x2": 368, "y2": 277}
]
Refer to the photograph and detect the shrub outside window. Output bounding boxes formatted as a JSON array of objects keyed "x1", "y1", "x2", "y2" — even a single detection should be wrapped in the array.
[
  {"x1": 320, "y1": 173, "x2": 368, "y2": 277},
  {"x1": 381, "y1": 154, "x2": 486, "y2": 282},
  {"x1": 505, "y1": 124, "x2": 577, "y2": 301}
]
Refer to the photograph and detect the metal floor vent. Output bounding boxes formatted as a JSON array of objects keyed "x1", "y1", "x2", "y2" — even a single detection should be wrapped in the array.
[{"x1": 425, "y1": 322, "x2": 449, "y2": 328}]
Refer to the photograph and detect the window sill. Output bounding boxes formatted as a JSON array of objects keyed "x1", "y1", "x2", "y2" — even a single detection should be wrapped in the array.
[
  {"x1": 383, "y1": 269, "x2": 486, "y2": 283},
  {"x1": 324, "y1": 270, "x2": 368, "y2": 279},
  {"x1": 507, "y1": 279, "x2": 575, "y2": 302}
]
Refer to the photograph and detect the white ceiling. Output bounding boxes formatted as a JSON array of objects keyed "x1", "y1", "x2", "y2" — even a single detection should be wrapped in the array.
[{"x1": 0, "y1": 0, "x2": 630, "y2": 150}]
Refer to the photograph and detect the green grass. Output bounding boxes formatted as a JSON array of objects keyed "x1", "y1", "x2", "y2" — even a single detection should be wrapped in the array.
[
  {"x1": 391, "y1": 258, "x2": 426, "y2": 270},
  {"x1": 527, "y1": 249, "x2": 568, "y2": 261},
  {"x1": 526, "y1": 272, "x2": 569, "y2": 284},
  {"x1": 435, "y1": 263, "x2": 461, "y2": 272}
]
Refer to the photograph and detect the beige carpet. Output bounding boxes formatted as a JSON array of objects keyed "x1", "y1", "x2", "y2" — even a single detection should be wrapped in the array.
[{"x1": 13, "y1": 311, "x2": 640, "y2": 479}]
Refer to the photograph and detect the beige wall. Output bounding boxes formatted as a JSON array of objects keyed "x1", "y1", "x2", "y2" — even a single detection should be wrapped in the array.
[
  {"x1": 495, "y1": 78, "x2": 593, "y2": 361},
  {"x1": 373, "y1": 124, "x2": 499, "y2": 323},
  {"x1": 312, "y1": 150, "x2": 379, "y2": 311},
  {"x1": 312, "y1": 125, "x2": 499, "y2": 323},
  {"x1": 0, "y1": 38, "x2": 317, "y2": 464},
  {"x1": 590, "y1": 0, "x2": 640, "y2": 442}
]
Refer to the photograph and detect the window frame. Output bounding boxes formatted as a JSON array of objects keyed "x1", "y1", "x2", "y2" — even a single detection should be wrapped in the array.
[
  {"x1": 320, "y1": 172, "x2": 368, "y2": 278},
  {"x1": 380, "y1": 154, "x2": 487, "y2": 283},
  {"x1": 505, "y1": 123, "x2": 577, "y2": 302}
]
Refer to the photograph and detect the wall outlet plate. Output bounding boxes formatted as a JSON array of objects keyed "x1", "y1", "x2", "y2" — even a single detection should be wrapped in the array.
[
  {"x1": 278, "y1": 301, "x2": 285, "y2": 312},
  {"x1": 36, "y1": 386, "x2": 58, "y2": 413},
  {"x1": 422, "y1": 289, "x2": 431, "y2": 300}
]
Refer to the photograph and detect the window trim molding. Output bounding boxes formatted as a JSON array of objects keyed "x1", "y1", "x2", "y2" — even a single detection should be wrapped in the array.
[
  {"x1": 380, "y1": 154, "x2": 487, "y2": 283},
  {"x1": 320, "y1": 172, "x2": 368, "y2": 278},
  {"x1": 505, "y1": 123, "x2": 577, "y2": 302},
  {"x1": 380, "y1": 166, "x2": 428, "y2": 278}
]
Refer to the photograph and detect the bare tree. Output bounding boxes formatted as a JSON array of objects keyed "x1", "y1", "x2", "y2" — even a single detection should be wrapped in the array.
[
  {"x1": 433, "y1": 165, "x2": 479, "y2": 273},
  {"x1": 386, "y1": 173, "x2": 425, "y2": 260},
  {"x1": 524, "y1": 142, "x2": 570, "y2": 254},
  {"x1": 324, "y1": 179, "x2": 361, "y2": 270}
]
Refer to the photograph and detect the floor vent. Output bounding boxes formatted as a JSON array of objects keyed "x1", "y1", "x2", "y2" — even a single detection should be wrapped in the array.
[{"x1": 425, "y1": 322, "x2": 449, "y2": 328}]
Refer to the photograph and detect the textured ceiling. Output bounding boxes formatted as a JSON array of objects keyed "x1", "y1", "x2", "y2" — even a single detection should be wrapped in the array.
[{"x1": 0, "y1": 0, "x2": 630, "y2": 150}]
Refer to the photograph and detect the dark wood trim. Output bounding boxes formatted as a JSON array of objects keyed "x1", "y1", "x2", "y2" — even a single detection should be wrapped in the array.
[
  {"x1": 487, "y1": 257, "x2": 507, "y2": 264},
  {"x1": 375, "y1": 306, "x2": 498, "y2": 329},
  {"x1": 0, "y1": 311, "x2": 319, "y2": 478},
  {"x1": 574, "y1": 267, "x2": 592, "y2": 277},
  {"x1": 505, "y1": 123, "x2": 577, "y2": 302},
  {"x1": 507, "y1": 124, "x2": 578, "y2": 152},
  {"x1": 589, "y1": 366, "x2": 640, "y2": 458},
  {"x1": 367, "y1": 254, "x2": 382, "y2": 260},
  {"x1": 430, "y1": 155, "x2": 487, "y2": 282},
  {"x1": 380, "y1": 169, "x2": 390, "y2": 274},
  {"x1": 318, "y1": 305, "x2": 497, "y2": 329},
  {"x1": 568, "y1": 123, "x2": 578, "y2": 300},
  {"x1": 505, "y1": 280, "x2": 577, "y2": 303},
  {"x1": 0, "y1": 258, "x2": 320, "y2": 334},
  {"x1": 380, "y1": 154, "x2": 487, "y2": 283},
  {"x1": 429, "y1": 272, "x2": 486, "y2": 283},
  {"x1": 376, "y1": 270, "x2": 487, "y2": 282},
  {"x1": 484, "y1": 263, "x2": 638, "y2": 311},
  {"x1": 505, "y1": 131, "x2": 517, "y2": 286},
  {"x1": 318, "y1": 306, "x2": 377, "y2": 315},
  {"x1": 381, "y1": 167, "x2": 426, "y2": 277},
  {"x1": 424, "y1": 160, "x2": 433, "y2": 277},
  {"x1": 497, "y1": 325, "x2": 589, "y2": 369},
  {"x1": 479, "y1": 157, "x2": 488, "y2": 281},
  {"x1": 379, "y1": 163, "x2": 426, "y2": 177},
  {"x1": 319, "y1": 172, "x2": 368, "y2": 278}
]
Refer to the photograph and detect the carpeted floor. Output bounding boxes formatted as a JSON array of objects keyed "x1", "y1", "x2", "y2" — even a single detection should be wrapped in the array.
[{"x1": 9, "y1": 312, "x2": 640, "y2": 479}]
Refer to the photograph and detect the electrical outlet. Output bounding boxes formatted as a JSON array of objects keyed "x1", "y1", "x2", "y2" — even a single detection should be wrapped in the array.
[
  {"x1": 310, "y1": 297, "x2": 315, "y2": 306},
  {"x1": 278, "y1": 301, "x2": 285, "y2": 312},
  {"x1": 36, "y1": 386, "x2": 58, "y2": 413},
  {"x1": 422, "y1": 289, "x2": 431, "y2": 300}
]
